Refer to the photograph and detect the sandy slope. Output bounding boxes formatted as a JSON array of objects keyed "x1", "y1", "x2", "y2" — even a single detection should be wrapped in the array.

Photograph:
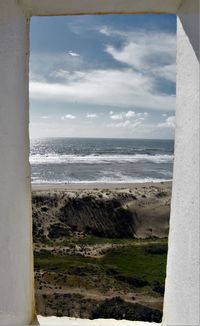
[{"x1": 32, "y1": 182, "x2": 171, "y2": 240}]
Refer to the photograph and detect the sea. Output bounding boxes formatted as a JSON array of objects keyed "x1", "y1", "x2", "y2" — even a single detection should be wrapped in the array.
[{"x1": 30, "y1": 138, "x2": 174, "y2": 184}]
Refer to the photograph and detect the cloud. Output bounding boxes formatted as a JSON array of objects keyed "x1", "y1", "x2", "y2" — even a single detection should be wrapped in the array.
[
  {"x1": 108, "y1": 119, "x2": 142, "y2": 129},
  {"x1": 40, "y1": 115, "x2": 49, "y2": 119},
  {"x1": 30, "y1": 52, "x2": 82, "y2": 83},
  {"x1": 125, "y1": 110, "x2": 136, "y2": 118},
  {"x1": 61, "y1": 114, "x2": 76, "y2": 120},
  {"x1": 108, "y1": 120, "x2": 131, "y2": 128},
  {"x1": 110, "y1": 110, "x2": 147, "y2": 121},
  {"x1": 30, "y1": 28, "x2": 176, "y2": 116},
  {"x1": 30, "y1": 68, "x2": 175, "y2": 112},
  {"x1": 99, "y1": 26, "x2": 111, "y2": 36},
  {"x1": 104, "y1": 29, "x2": 176, "y2": 82},
  {"x1": 157, "y1": 116, "x2": 176, "y2": 129},
  {"x1": 107, "y1": 110, "x2": 148, "y2": 129},
  {"x1": 110, "y1": 113, "x2": 124, "y2": 120},
  {"x1": 30, "y1": 28, "x2": 176, "y2": 112},
  {"x1": 68, "y1": 51, "x2": 80, "y2": 57},
  {"x1": 86, "y1": 113, "x2": 97, "y2": 118},
  {"x1": 153, "y1": 64, "x2": 176, "y2": 83},
  {"x1": 131, "y1": 121, "x2": 142, "y2": 128}
]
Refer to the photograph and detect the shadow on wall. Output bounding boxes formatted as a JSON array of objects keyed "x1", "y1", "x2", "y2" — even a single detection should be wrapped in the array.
[
  {"x1": 179, "y1": 0, "x2": 200, "y2": 61},
  {"x1": 31, "y1": 317, "x2": 39, "y2": 325}
]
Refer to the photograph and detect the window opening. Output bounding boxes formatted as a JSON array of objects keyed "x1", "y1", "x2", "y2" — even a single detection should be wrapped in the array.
[{"x1": 30, "y1": 13, "x2": 176, "y2": 323}]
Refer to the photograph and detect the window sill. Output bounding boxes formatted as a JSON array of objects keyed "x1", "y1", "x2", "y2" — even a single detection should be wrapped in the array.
[{"x1": 33, "y1": 316, "x2": 159, "y2": 326}]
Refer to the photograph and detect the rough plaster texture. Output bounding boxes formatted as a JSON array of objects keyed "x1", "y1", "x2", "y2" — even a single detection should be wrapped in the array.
[
  {"x1": 163, "y1": 0, "x2": 200, "y2": 325},
  {"x1": 0, "y1": 1, "x2": 34, "y2": 325},
  {"x1": 0, "y1": 0, "x2": 199, "y2": 325},
  {"x1": 21, "y1": 0, "x2": 181, "y2": 16}
]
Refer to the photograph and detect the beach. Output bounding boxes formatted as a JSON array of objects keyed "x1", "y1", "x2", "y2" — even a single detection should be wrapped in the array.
[
  {"x1": 32, "y1": 181, "x2": 172, "y2": 191},
  {"x1": 33, "y1": 181, "x2": 171, "y2": 321}
]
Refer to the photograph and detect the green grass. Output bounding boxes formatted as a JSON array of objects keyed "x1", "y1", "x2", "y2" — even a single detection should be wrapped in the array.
[
  {"x1": 73, "y1": 235, "x2": 131, "y2": 245},
  {"x1": 34, "y1": 251, "x2": 97, "y2": 272},
  {"x1": 60, "y1": 235, "x2": 168, "y2": 246},
  {"x1": 34, "y1": 240, "x2": 167, "y2": 286},
  {"x1": 102, "y1": 244, "x2": 167, "y2": 285}
]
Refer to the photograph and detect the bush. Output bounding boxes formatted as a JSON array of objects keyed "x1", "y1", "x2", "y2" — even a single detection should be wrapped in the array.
[
  {"x1": 92, "y1": 297, "x2": 162, "y2": 322},
  {"x1": 48, "y1": 224, "x2": 70, "y2": 239}
]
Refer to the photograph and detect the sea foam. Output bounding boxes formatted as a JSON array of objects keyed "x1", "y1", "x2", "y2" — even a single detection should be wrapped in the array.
[{"x1": 30, "y1": 153, "x2": 174, "y2": 165}]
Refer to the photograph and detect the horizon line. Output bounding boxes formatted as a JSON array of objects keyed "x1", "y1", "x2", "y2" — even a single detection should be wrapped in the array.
[{"x1": 30, "y1": 136, "x2": 174, "y2": 141}]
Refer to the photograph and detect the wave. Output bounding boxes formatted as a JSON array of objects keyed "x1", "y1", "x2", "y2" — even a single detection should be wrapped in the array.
[
  {"x1": 31, "y1": 177, "x2": 172, "y2": 184},
  {"x1": 30, "y1": 153, "x2": 174, "y2": 165}
]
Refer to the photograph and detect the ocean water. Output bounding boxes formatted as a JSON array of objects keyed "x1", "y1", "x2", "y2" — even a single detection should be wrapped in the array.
[{"x1": 30, "y1": 138, "x2": 174, "y2": 184}]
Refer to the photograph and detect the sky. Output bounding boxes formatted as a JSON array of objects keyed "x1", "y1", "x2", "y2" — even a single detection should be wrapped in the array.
[{"x1": 29, "y1": 14, "x2": 176, "y2": 139}]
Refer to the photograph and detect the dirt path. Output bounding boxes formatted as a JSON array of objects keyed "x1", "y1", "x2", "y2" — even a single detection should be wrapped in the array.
[
  {"x1": 36, "y1": 284, "x2": 163, "y2": 311},
  {"x1": 34, "y1": 239, "x2": 167, "y2": 258}
]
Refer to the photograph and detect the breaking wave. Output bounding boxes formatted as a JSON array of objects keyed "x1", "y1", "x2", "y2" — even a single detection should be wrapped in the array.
[{"x1": 30, "y1": 153, "x2": 174, "y2": 165}]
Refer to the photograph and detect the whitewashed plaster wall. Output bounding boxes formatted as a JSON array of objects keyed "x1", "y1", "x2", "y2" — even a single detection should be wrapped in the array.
[
  {"x1": 0, "y1": 1, "x2": 34, "y2": 326},
  {"x1": 0, "y1": 0, "x2": 199, "y2": 325},
  {"x1": 163, "y1": 0, "x2": 200, "y2": 324}
]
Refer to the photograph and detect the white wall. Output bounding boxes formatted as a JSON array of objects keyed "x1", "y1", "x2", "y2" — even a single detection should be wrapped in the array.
[
  {"x1": 0, "y1": 1, "x2": 34, "y2": 325},
  {"x1": 0, "y1": 0, "x2": 199, "y2": 325},
  {"x1": 163, "y1": 0, "x2": 200, "y2": 324}
]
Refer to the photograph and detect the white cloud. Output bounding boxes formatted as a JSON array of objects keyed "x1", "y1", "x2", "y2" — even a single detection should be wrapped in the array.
[
  {"x1": 108, "y1": 120, "x2": 131, "y2": 128},
  {"x1": 110, "y1": 110, "x2": 148, "y2": 121},
  {"x1": 108, "y1": 119, "x2": 142, "y2": 129},
  {"x1": 153, "y1": 64, "x2": 176, "y2": 83},
  {"x1": 162, "y1": 113, "x2": 167, "y2": 117},
  {"x1": 30, "y1": 52, "x2": 82, "y2": 83},
  {"x1": 131, "y1": 121, "x2": 142, "y2": 128},
  {"x1": 68, "y1": 51, "x2": 80, "y2": 57},
  {"x1": 99, "y1": 26, "x2": 111, "y2": 36},
  {"x1": 104, "y1": 29, "x2": 176, "y2": 82},
  {"x1": 110, "y1": 111, "x2": 136, "y2": 120},
  {"x1": 40, "y1": 115, "x2": 49, "y2": 119},
  {"x1": 110, "y1": 113, "x2": 124, "y2": 120},
  {"x1": 61, "y1": 114, "x2": 76, "y2": 120},
  {"x1": 125, "y1": 110, "x2": 136, "y2": 118},
  {"x1": 30, "y1": 67, "x2": 175, "y2": 112},
  {"x1": 51, "y1": 69, "x2": 71, "y2": 80},
  {"x1": 107, "y1": 110, "x2": 147, "y2": 129},
  {"x1": 86, "y1": 113, "x2": 97, "y2": 118},
  {"x1": 157, "y1": 116, "x2": 176, "y2": 129}
]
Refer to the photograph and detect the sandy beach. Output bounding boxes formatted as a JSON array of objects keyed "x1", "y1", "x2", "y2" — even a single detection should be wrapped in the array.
[{"x1": 32, "y1": 181, "x2": 172, "y2": 192}]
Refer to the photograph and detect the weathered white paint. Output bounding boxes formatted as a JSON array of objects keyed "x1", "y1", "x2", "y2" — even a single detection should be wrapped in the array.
[
  {"x1": 0, "y1": 0, "x2": 199, "y2": 325},
  {"x1": 0, "y1": 1, "x2": 34, "y2": 325},
  {"x1": 21, "y1": 0, "x2": 181, "y2": 16},
  {"x1": 163, "y1": 0, "x2": 200, "y2": 325}
]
